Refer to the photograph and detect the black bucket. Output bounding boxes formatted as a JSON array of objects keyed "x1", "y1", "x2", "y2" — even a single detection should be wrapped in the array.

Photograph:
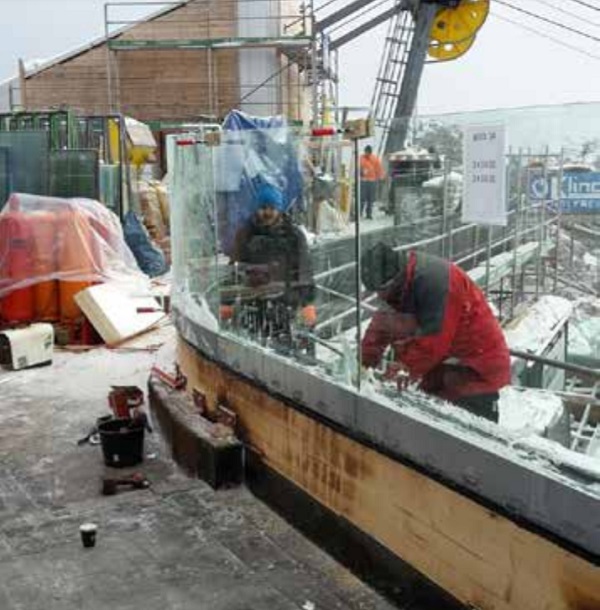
[{"x1": 98, "y1": 418, "x2": 145, "y2": 468}]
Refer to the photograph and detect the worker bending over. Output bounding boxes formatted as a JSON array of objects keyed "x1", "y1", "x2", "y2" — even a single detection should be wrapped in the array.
[{"x1": 360, "y1": 243, "x2": 510, "y2": 422}]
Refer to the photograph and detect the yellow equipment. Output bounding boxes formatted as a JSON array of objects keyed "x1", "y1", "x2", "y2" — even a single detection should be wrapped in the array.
[{"x1": 428, "y1": 0, "x2": 489, "y2": 62}]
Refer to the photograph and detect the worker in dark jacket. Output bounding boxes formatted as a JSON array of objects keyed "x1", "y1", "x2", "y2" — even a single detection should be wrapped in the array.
[
  {"x1": 360, "y1": 243, "x2": 510, "y2": 422},
  {"x1": 220, "y1": 183, "x2": 316, "y2": 348}
]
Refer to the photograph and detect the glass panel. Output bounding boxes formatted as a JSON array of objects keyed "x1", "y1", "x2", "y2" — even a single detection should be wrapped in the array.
[
  {"x1": 170, "y1": 133, "x2": 220, "y2": 324},
  {"x1": 170, "y1": 103, "x2": 600, "y2": 458},
  {"x1": 99, "y1": 164, "x2": 121, "y2": 212},
  {"x1": 170, "y1": 119, "x2": 362, "y2": 389},
  {"x1": 358, "y1": 103, "x2": 600, "y2": 440},
  {"x1": 0, "y1": 148, "x2": 11, "y2": 206},
  {"x1": 214, "y1": 120, "x2": 323, "y2": 364},
  {"x1": 0, "y1": 131, "x2": 49, "y2": 203},
  {"x1": 49, "y1": 150, "x2": 99, "y2": 200}
]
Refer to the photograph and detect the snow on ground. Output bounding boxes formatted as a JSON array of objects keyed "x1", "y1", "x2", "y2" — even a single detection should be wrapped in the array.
[
  {"x1": 583, "y1": 252, "x2": 598, "y2": 268},
  {"x1": 0, "y1": 324, "x2": 175, "y2": 404},
  {"x1": 313, "y1": 204, "x2": 391, "y2": 243},
  {"x1": 498, "y1": 387, "x2": 564, "y2": 436},
  {"x1": 512, "y1": 435, "x2": 600, "y2": 481},
  {"x1": 504, "y1": 295, "x2": 573, "y2": 353},
  {"x1": 569, "y1": 297, "x2": 600, "y2": 359}
]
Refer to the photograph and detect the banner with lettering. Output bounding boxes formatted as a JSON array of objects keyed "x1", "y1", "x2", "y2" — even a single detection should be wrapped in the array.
[
  {"x1": 529, "y1": 171, "x2": 600, "y2": 214},
  {"x1": 462, "y1": 124, "x2": 507, "y2": 226}
]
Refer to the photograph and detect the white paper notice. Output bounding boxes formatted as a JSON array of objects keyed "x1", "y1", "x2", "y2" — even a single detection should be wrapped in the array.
[{"x1": 462, "y1": 124, "x2": 507, "y2": 226}]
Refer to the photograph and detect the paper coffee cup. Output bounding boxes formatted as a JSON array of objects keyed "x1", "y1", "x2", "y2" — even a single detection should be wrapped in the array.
[{"x1": 80, "y1": 523, "x2": 97, "y2": 548}]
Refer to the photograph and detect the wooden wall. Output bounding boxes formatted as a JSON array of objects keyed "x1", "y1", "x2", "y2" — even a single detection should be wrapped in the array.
[
  {"x1": 177, "y1": 338, "x2": 600, "y2": 610},
  {"x1": 22, "y1": 0, "x2": 306, "y2": 122}
]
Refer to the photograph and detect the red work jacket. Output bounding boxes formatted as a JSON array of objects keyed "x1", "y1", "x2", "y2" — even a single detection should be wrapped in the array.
[{"x1": 362, "y1": 252, "x2": 511, "y2": 399}]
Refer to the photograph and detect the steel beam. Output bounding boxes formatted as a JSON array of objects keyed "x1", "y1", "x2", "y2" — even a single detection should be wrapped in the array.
[
  {"x1": 315, "y1": 0, "x2": 382, "y2": 32},
  {"x1": 329, "y1": 4, "x2": 408, "y2": 50},
  {"x1": 384, "y1": 2, "x2": 438, "y2": 154}
]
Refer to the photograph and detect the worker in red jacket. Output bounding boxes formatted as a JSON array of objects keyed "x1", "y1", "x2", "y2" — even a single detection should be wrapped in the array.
[{"x1": 360, "y1": 243, "x2": 510, "y2": 422}]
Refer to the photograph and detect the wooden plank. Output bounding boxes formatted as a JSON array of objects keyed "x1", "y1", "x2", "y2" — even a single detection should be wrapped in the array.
[{"x1": 176, "y1": 338, "x2": 600, "y2": 610}]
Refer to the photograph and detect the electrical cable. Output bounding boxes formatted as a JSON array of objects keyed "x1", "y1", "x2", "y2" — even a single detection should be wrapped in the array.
[
  {"x1": 564, "y1": 0, "x2": 600, "y2": 11},
  {"x1": 491, "y1": 11, "x2": 600, "y2": 61},
  {"x1": 494, "y1": 0, "x2": 600, "y2": 42},
  {"x1": 530, "y1": 0, "x2": 600, "y2": 27}
]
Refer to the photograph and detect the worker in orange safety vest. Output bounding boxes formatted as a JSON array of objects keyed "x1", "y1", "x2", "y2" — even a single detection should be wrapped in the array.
[{"x1": 359, "y1": 145, "x2": 385, "y2": 220}]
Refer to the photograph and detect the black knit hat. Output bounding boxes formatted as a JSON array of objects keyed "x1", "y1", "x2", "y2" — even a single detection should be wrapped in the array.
[{"x1": 360, "y1": 243, "x2": 406, "y2": 292}]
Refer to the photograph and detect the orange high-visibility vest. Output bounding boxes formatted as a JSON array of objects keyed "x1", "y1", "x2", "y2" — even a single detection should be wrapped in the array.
[{"x1": 360, "y1": 154, "x2": 385, "y2": 182}]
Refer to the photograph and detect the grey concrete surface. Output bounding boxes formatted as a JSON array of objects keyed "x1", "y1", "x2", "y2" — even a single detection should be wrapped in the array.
[{"x1": 0, "y1": 325, "x2": 396, "y2": 610}]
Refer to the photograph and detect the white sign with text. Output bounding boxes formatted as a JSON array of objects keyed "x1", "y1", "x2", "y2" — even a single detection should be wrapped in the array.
[{"x1": 462, "y1": 124, "x2": 507, "y2": 226}]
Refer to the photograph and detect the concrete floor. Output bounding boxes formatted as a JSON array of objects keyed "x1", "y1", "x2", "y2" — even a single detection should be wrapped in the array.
[{"x1": 0, "y1": 324, "x2": 396, "y2": 610}]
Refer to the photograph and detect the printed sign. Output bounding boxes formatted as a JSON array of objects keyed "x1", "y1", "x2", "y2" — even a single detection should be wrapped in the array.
[
  {"x1": 462, "y1": 124, "x2": 507, "y2": 226},
  {"x1": 529, "y1": 171, "x2": 600, "y2": 214}
]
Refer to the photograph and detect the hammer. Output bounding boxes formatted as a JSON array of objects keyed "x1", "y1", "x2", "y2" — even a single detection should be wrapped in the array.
[{"x1": 101, "y1": 472, "x2": 150, "y2": 496}]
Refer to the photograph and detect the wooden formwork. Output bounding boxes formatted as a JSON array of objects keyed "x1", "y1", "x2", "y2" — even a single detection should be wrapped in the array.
[{"x1": 175, "y1": 336, "x2": 600, "y2": 610}]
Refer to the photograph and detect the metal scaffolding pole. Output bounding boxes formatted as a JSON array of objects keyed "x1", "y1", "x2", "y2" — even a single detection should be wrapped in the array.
[
  {"x1": 510, "y1": 149, "x2": 523, "y2": 318},
  {"x1": 484, "y1": 226, "x2": 492, "y2": 297},
  {"x1": 535, "y1": 146, "x2": 550, "y2": 298},
  {"x1": 104, "y1": 3, "x2": 114, "y2": 113},
  {"x1": 310, "y1": 4, "x2": 319, "y2": 126},
  {"x1": 441, "y1": 156, "x2": 450, "y2": 258},
  {"x1": 554, "y1": 148, "x2": 565, "y2": 293}
]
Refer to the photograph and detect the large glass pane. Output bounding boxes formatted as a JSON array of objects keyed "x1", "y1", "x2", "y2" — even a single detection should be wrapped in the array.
[
  {"x1": 170, "y1": 132, "x2": 220, "y2": 325},
  {"x1": 170, "y1": 103, "x2": 600, "y2": 463},
  {"x1": 358, "y1": 103, "x2": 600, "y2": 446},
  {"x1": 170, "y1": 118, "x2": 363, "y2": 389},
  {"x1": 49, "y1": 150, "x2": 99, "y2": 200},
  {"x1": 0, "y1": 131, "x2": 49, "y2": 203}
]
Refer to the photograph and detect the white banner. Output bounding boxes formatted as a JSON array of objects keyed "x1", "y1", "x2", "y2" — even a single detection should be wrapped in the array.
[{"x1": 462, "y1": 124, "x2": 507, "y2": 226}]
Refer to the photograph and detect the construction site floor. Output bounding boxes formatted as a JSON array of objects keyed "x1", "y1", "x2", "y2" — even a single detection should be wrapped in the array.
[{"x1": 0, "y1": 323, "x2": 397, "y2": 610}]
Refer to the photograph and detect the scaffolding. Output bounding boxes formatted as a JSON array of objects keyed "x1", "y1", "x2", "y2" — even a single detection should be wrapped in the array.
[
  {"x1": 103, "y1": 0, "x2": 320, "y2": 121},
  {"x1": 101, "y1": 0, "x2": 426, "y2": 127}
]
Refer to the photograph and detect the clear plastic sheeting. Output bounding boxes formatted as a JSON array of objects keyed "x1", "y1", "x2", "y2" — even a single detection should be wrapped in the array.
[
  {"x1": 217, "y1": 110, "x2": 304, "y2": 256},
  {"x1": 0, "y1": 193, "x2": 146, "y2": 313}
]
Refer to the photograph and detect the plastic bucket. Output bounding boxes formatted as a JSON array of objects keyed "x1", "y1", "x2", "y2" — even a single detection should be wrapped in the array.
[{"x1": 98, "y1": 418, "x2": 145, "y2": 468}]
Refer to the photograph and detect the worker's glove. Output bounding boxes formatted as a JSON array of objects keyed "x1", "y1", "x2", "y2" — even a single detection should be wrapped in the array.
[
  {"x1": 383, "y1": 361, "x2": 412, "y2": 391},
  {"x1": 300, "y1": 305, "x2": 317, "y2": 327},
  {"x1": 219, "y1": 304, "x2": 235, "y2": 322}
]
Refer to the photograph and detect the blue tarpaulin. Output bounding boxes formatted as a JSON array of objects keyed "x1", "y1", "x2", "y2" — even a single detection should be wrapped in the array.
[{"x1": 217, "y1": 110, "x2": 304, "y2": 255}]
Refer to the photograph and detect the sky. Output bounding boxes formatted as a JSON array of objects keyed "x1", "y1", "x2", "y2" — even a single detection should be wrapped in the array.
[{"x1": 1, "y1": 0, "x2": 600, "y2": 116}]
